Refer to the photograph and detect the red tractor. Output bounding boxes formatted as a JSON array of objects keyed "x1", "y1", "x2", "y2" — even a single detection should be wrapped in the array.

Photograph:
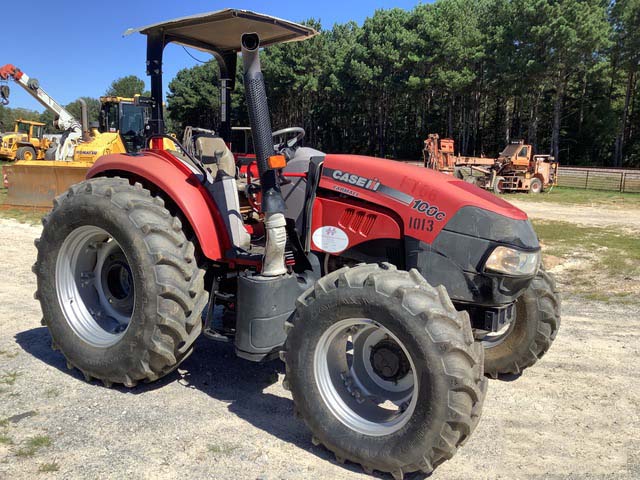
[{"x1": 33, "y1": 9, "x2": 560, "y2": 479}]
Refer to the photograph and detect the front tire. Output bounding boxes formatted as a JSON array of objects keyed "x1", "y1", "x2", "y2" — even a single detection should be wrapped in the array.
[
  {"x1": 529, "y1": 177, "x2": 543, "y2": 194},
  {"x1": 33, "y1": 177, "x2": 207, "y2": 387},
  {"x1": 481, "y1": 267, "x2": 560, "y2": 378},
  {"x1": 282, "y1": 264, "x2": 486, "y2": 478},
  {"x1": 16, "y1": 146, "x2": 36, "y2": 161}
]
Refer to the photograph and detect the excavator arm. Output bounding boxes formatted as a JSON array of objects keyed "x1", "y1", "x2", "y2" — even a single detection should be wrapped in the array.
[
  {"x1": 0, "y1": 65, "x2": 77, "y2": 125},
  {"x1": 0, "y1": 64, "x2": 83, "y2": 160}
]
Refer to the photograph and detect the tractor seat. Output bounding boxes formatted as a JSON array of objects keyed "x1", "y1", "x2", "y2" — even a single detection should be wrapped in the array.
[{"x1": 194, "y1": 135, "x2": 236, "y2": 176}]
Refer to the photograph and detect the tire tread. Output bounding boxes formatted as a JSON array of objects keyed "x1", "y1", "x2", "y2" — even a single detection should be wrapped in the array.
[{"x1": 34, "y1": 177, "x2": 205, "y2": 387}]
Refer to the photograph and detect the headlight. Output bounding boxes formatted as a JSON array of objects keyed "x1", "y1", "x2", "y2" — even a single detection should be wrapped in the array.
[{"x1": 485, "y1": 246, "x2": 540, "y2": 276}]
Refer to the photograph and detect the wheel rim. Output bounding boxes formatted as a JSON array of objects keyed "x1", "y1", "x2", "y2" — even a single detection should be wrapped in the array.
[
  {"x1": 55, "y1": 226, "x2": 135, "y2": 347},
  {"x1": 24, "y1": 150, "x2": 33, "y2": 160},
  {"x1": 531, "y1": 181, "x2": 542, "y2": 193},
  {"x1": 314, "y1": 318, "x2": 418, "y2": 436}
]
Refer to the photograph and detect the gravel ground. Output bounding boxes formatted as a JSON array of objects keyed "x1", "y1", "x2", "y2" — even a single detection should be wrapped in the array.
[
  {"x1": 0, "y1": 213, "x2": 639, "y2": 480},
  {"x1": 510, "y1": 200, "x2": 640, "y2": 233}
]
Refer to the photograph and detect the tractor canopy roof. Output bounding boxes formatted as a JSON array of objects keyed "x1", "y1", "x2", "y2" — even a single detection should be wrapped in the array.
[{"x1": 124, "y1": 9, "x2": 318, "y2": 54}]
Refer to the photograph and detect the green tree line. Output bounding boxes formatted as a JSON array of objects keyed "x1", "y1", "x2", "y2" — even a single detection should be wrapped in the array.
[{"x1": 167, "y1": 0, "x2": 639, "y2": 167}]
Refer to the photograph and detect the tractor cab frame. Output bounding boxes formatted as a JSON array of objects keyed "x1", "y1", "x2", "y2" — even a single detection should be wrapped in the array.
[{"x1": 125, "y1": 9, "x2": 317, "y2": 144}]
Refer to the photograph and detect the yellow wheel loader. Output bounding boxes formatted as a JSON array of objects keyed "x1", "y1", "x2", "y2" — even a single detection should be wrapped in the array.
[
  {"x1": 0, "y1": 119, "x2": 53, "y2": 161},
  {"x1": 0, "y1": 64, "x2": 152, "y2": 207}
]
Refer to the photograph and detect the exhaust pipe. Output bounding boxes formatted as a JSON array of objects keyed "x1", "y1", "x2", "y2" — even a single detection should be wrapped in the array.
[
  {"x1": 241, "y1": 33, "x2": 286, "y2": 214},
  {"x1": 78, "y1": 98, "x2": 90, "y2": 142},
  {"x1": 241, "y1": 33, "x2": 287, "y2": 277}
]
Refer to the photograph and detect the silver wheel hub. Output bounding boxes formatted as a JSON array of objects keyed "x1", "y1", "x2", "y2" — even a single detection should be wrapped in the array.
[
  {"x1": 55, "y1": 226, "x2": 135, "y2": 348},
  {"x1": 314, "y1": 318, "x2": 418, "y2": 436}
]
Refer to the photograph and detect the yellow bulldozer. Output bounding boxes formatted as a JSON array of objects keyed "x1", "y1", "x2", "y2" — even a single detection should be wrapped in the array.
[
  {"x1": 0, "y1": 64, "x2": 153, "y2": 206},
  {"x1": 0, "y1": 118, "x2": 53, "y2": 161}
]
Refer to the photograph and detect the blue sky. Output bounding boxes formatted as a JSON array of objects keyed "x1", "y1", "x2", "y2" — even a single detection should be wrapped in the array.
[{"x1": 3, "y1": 0, "x2": 423, "y2": 112}]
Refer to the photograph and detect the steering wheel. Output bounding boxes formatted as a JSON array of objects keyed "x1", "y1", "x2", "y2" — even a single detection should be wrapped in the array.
[{"x1": 272, "y1": 127, "x2": 305, "y2": 152}]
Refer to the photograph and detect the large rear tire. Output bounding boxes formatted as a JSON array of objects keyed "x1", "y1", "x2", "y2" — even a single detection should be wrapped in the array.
[
  {"x1": 282, "y1": 264, "x2": 486, "y2": 478},
  {"x1": 481, "y1": 267, "x2": 560, "y2": 378},
  {"x1": 33, "y1": 177, "x2": 206, "y2": 387}
]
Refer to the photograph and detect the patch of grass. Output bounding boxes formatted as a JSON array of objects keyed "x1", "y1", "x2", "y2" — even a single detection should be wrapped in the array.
[
  {"x1": 44, "y1": 388, "x2": 59, "y2": 399},
  {"x1": 509, "y1": 186, "x2": 640, "y2": 207},
  {"x1": 0, "y1": 349, "x2": 19, "y2": 358},
  {"x1": 0, "y1": 418, "x2": 9, "y2": 428},
  {"x1": 15, "y1": 435, "x2": 52, "y2": 457},
  {"x1": 38, "y1": 461, "x2": 60, "y2": 473},
  {"x1": 207, "y1": 442, "x2": 239, "y2": 455},
  {"x1": 580, "y1": 291, "x2": 636, "y2": 303},
  {"x1": 534, "y1": 219, "x2": 640, "y2": 302},
  {"x1": 0, "y1": 371, "x2": 20, "y2": 386},
  {"x1": 533, "y1": 220, "x2": 640, "y2": 277},
  {"x1": 0, "y1": 434, "x2": 13, "y2": 445}
]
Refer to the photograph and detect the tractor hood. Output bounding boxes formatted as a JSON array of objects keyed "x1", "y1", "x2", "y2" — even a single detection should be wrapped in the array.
[
  {"x1": 319, "y1": 154, "x2": 535, "y2": 245},
  {"x1": 318, "y1": 154, "x2": 539, "y2": 307}
]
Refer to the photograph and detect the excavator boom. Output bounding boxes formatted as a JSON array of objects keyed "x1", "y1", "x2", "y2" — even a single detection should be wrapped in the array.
[
  {"x1": 1, "y1": 67, "x2": 155, "y2": 207},
  {"x1": 0, "y1": 64, "x2": 101, "y2": 207},
  {"x1": 0, "y1": 65, "x2": 81, "y2": 132}
]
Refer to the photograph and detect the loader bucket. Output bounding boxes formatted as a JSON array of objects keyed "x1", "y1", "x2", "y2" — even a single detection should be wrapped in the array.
[{"x1": 2, "y1": 161, "x2": 91, "y2": 207}]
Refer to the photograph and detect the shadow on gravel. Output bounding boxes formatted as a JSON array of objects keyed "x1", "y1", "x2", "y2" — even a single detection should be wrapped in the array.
[
  {"x1": 16, "y1": 327, "x2": 391, "y2": 478},
  {"x1": 495, "y1": 373, "x2": 522, "y2": 382}
]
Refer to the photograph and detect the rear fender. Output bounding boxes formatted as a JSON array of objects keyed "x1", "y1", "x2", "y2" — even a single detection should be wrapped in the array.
[{"x1": 87, "y1": 151, "x2": 230, "y2": 260}]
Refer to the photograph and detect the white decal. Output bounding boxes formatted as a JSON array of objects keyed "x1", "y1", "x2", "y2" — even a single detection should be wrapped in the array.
[{"x1": 312, "y1": 226, "x2": 349, "y2": 253}]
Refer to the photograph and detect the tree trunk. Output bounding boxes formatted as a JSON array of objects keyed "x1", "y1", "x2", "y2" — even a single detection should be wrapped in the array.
[
  {"x1": 504, "y1": 97, "x2": 511, "y2": 145},
  {"x1": 578, "y1": 68, "x2": 588, "y2": 136},
  {"x1": 528, "y1": 88, "x2": 542, "y2": 151},
  {"x1": 448, "y1": 94, "x2": 454, "y2": 139},
  {"x1": 614, "y1": 68, "x2": 637, "y2": 167},
  {"x1": 551, "y1": 68, "x2": 566, "y2": 162}
]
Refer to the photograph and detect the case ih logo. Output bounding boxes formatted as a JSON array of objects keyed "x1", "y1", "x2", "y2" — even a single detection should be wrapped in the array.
[{"x1": 332, "y1": 170, "x2": 381, "y2": 191}]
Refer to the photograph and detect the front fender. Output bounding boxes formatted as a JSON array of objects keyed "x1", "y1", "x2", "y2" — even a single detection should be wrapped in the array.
[{"x1": 87, "y1": 151, "x2": 229, "y2": 261}]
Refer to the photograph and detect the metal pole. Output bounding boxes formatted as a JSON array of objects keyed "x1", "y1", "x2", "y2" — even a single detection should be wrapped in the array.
[
  {"x1": 585, "y1": 170, "x2": 589, "y2": 189},
  {"x1": 621, "y1": 172, "x2": 626, "y2": 193},
  {"x1": 146, "y1": 31, "x2": 166, "y2": 140}
]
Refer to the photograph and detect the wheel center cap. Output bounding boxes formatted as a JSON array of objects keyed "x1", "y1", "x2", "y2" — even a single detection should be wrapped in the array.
[{"x1": 370, "y1": 340, "x2": 410, "y2": 381}]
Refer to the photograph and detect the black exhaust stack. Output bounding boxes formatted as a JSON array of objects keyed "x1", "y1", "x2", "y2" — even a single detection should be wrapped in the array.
[
  {"x1": 78, "y1": 98, "x2": 91, "y2": 142},
  {"x1": 241, "y1": 33, "x2": 285, "y2": 214}
]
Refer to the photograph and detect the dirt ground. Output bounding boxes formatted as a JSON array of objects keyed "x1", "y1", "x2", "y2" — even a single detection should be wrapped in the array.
[
  {"x1": 1, "y1": 202, "x2": 639, "y2": 479},
  {"x1": 510, "y1": 200, "x2": 640, "y2": 233}
]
